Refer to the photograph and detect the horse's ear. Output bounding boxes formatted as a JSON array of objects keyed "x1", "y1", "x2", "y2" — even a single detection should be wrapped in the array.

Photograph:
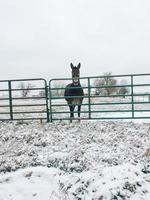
[
  {"x1": 70, "y1": 63, "x2": 74, "y2": 69},
  {"x1": 77, "y1": 63, "x2": 81, "y2": 69}
]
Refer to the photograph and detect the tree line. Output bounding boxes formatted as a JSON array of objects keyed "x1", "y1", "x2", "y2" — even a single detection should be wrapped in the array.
[
  {"x1": 17, "y1": 73, "x2": 130, "y2": 98},
  {"x1": 94, "y1": 72, "x2": 129, "y2": 98}
]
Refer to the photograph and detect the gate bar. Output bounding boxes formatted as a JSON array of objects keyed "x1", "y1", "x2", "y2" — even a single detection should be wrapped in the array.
[{"x1": 8, "y1": 81, "x2": 13, "y2": 120}]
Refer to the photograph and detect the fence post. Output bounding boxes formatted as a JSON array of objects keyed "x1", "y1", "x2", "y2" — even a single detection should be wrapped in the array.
[
  {"x1": 8, "y1": 81, "x2": 13, "y2": 120},
  {"x1": 88, "y1": 78, "x2": 91, "y2": 119},
  {"x1": 49, "y1": 81, "x2": 53, "y2": 122},
  {"x1": 131, "y1": 75, "x2": 134, "y2": 118},
  {"x1": 45, "y1": 84, "x2": 50, "y2": 122}
]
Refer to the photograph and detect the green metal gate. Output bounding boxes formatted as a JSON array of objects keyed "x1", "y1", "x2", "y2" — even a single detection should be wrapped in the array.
[
  {"x1": 49, "y1": 73, "x2": 150, "y2": 122},
  {"x1": 0, "y1": 74, "x2": 149, "y2": 122},
  {"x1": 0, "y1": 78, "x2": 49, "y2": 121}
]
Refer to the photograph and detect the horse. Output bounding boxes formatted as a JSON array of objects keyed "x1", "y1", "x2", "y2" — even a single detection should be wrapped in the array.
[{"x1": 64, "y1": 63, "x2": 84, "y2": 122}]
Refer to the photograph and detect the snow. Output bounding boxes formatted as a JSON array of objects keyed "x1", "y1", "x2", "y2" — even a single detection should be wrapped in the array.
[{"x1": 0, "y1": 120, "x2": 150, "y2": 199}]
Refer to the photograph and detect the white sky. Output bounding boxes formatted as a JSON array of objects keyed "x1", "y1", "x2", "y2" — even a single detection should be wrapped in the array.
[{"x1": 0, "y1": 0, "x2": 150, "y2": 80}]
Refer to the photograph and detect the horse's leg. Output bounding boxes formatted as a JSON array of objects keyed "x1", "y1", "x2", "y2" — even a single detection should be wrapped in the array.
[
  {"x1": 77, "y1": 104, "x2": 81, "y2": 122},
  {"x1": 69, "y1": 104, "x2": 75, "y2": 122}
]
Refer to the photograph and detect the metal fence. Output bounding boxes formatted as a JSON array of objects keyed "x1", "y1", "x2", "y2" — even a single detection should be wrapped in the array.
[
  {"x1": 0, "y1": 78, "x2": 49, "y2": 121},
  {"x1": 0, "y1": 74, "x2": 149, "y2": 122},
  {"x1": 49, "y1": 73, "x2": 150, "y2": 122}
]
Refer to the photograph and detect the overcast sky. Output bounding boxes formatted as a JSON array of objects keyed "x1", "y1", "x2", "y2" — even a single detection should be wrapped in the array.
[{"x1": 0, "y1": 0, "x2": 150, "y2": 80}]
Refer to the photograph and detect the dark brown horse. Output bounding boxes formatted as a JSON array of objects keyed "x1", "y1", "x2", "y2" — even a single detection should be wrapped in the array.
[{"x1": 64, "y1": 63, "x2": 84, "y2": 122}]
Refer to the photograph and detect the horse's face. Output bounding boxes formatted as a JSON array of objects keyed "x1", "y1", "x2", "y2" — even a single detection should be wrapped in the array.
[{"x1": 70, "y1": 63, "x2": 81, "y2": 85}]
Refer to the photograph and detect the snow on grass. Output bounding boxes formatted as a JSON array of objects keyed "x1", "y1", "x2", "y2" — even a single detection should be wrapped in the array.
[{"x1": 0, "y1": 120, "x2": 150, "y2": 199}]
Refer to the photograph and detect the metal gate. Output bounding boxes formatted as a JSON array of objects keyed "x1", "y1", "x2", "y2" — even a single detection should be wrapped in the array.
[
  {"x1": 0, "y1": 78, "x2": 49, "y2": 121},
  {"x1": 0, "y1": 74, "x2": 149, "y2": 122},
  {"x1": 49, "y1": 73, "x2": 150, "y2": 122}
]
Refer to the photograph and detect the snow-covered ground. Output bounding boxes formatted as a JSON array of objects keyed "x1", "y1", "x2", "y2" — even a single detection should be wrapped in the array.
[{"x1": 0, "y1": 120, "x2": 150, "y2": 199}]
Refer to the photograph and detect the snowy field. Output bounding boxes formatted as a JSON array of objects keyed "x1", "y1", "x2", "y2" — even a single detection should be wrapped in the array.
[{"x1": 0, "y1": 119, "x2": 150, "y2": 200}]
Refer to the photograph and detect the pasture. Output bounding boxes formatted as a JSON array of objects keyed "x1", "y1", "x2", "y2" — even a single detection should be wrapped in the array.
[
  {"x1": 0, "y1": 74, "x2": 150, "y2": 199},
  {"x1": 0, "y1": 120, "x2": 150, "y2": 199}
]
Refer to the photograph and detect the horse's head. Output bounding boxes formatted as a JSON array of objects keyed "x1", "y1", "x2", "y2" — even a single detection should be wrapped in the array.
[{"x1": 70, "y1": 63, "x2": 81, "y2": 85}]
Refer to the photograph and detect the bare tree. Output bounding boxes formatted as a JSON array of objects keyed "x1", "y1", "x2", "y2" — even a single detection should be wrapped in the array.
[
  {"x1": 18, "y1": 82, "x2": 34, "y2": 97},
  {"x1": 94, "y1": 72, "x2": 117, "y2": 96},
  {"x1": 118, "y1": 79, "x2": 130, "y2": 98}
]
